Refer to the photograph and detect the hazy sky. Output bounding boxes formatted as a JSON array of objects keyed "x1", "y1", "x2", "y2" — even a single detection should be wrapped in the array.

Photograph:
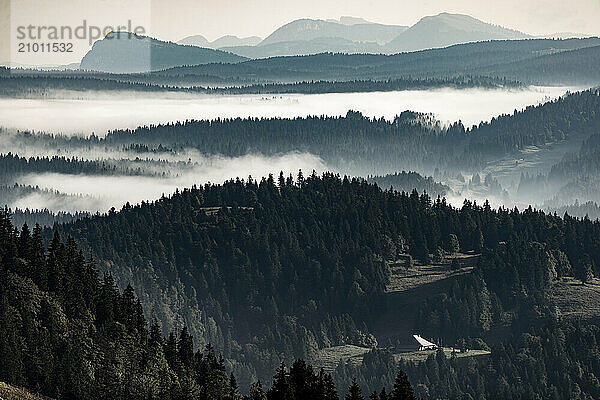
[
  {"x1": 1, "y1": 0, "x2": 600, "y2": 65},
  {"x1": 150, "y1": 0, "x2": 600, "y2": 41}
]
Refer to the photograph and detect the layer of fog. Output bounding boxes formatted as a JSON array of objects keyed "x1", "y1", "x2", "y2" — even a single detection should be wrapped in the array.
[
  {"x1": 5, "y1": 135, "x2": 593, "y2": 216},
  {"x1": 0, "y1": 86, "x2": 576, "y2": 137},
  {"x1": 13, "y1": 152, "x2": 329, "y2": 213},
  {"x1": 0, "y1": 132, "x2": 240, "y2": 167}
]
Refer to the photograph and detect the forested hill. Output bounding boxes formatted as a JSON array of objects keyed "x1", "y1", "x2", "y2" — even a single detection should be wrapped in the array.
[
  {"x1": 516, "y1": 132, "x2": 600, "y2": 210},
  {"x1": 151, "y1": 38, "x2": 600, "y2": 85},
  {"x1": 0, "y1": 74, "x2": 519, "y2": 98},
  {"x1": 4, "y1": 38, "x2": 600, "y2": 88},
  {"x1": 465, "y1": 89, "x2": 600, "y2": 159},
  {"x1": 0, "y1": 208, "x2": 367, "y2": 400},
  {"x1": 103, "y1": 89, "x2": 600, "y2": 173},
  {"x1": 52, "y1": 172, "x2": 600, "y2": 392},
  {"x1": 368, "y1": 171, "x2": 450, "y2": 197}
]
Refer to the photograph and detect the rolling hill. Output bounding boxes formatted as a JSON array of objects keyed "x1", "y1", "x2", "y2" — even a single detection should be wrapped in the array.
[
  {"x1": 259, "y1": 17, "x2": 407, "y2": 46},
  {"x1": 152, "y1": 38, "x2": 600, "y2": 86},
  {"x1": 386, "y1": 13, "x2": 531, "y2": 52},
  {"x1": 219, "y1": 37, "x2": 382, "y2": 58},
  {"x1": 80, "y1": 32, "x2": 247, "y2": 73}
]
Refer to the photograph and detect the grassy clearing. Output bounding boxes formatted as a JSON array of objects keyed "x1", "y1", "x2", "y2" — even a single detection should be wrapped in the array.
[
  {"x1": 393, "y1": 347, "x2": 490, "y2": 363},
  {"x1": 310, "y1": 345, "x2": 371, "y2": 372},
  {"x1": 197, "y1": 206, "x2": 254, "y2": 215},
  {"x1": 0, "y1": 382, "x2": 51, "y2": 400},
  {"x1": 311, "y1": 254, "x2": 490, "y2": 372},
  {"x1": 551, "y1": 277, "x2": 600, "y2": 318},
  {"x1": 370, "y1": 253, "x2": 479, "y2": 344},
  {"x1": 386, "y1": 253, "x2": 478, "y2": 293},
  {"x1": 311, "y1": 345, "x2": 490, "y2": 372},
  {"x1": 479, "y1": 140, "x2": 583, "y2": 189}
]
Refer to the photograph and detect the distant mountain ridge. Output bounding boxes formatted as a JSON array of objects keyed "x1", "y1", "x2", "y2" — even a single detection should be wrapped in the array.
[
  {"x1": 386, "y1": 13, "x2": 531, "y2": 52},
  {"x1": 80, "y1": 32, "x2": 246, "y2": 73},
  {"x1": 176, "y1": 13, "x2": 535, "y2": 59},
  {"x1": 220, "y1": 37, "x2": 383, "y2": 59},
  {"x1": 259, "y1": 18, "x2": 408, "y2": 46},
  {"x1": 81, "y1": 15, "x2": 599, "y2": 73},
  {"x1": 178, "y1": 34, "x2": 262, "y2": 49}
]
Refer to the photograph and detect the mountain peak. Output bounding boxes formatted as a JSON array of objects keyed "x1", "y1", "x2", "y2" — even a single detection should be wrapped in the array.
[
  {"x1": 80, "y1": 33, "x2": 246, "y2": 73},
  {"x1": 260, "y1": 18, "x2": 407, "y2": 46},
  {"x1": 386, "y1": 13, "x2": 531, "y2": 52},
  {"x1": 178, "y1": 34, "x2": 210, "y2": 47}
]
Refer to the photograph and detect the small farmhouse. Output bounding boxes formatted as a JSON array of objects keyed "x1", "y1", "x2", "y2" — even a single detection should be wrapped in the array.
[
  {"x1": 394, "y1": 334, "x2": 439, "y2": 352},
  {"x1": 412, "y1": 334, "x2": 438, "y2": 351}
]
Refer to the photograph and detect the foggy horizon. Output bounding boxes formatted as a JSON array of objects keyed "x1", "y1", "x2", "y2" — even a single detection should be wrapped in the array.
[{"x1": 2, "y1": 0, "x2": 600, "y2": 66}]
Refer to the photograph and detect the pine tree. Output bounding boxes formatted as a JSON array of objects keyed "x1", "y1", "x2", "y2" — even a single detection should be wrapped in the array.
[
  {"x1": 346, "y1": 378, "x2": 364, "y2": 400},
  {"x1": 268, "y1": 362, "x2": 294, "y2": 400},
  {"x1": 47, "y1": 231, "x2": 65, "y2": 293},
  {"x1": 96, "y1": 273, "x2": 119, "y2": 327},
  {"x1": 390, "y1": 371, "x2": 415, "y2": 400},
  {"x1": 121, "y1": 283, "x2": 136, "y2": 331},
  {"x1": 289, "y1": 359, "x2": 314, "y2": 399},
  {"x1": 574, "y1": 254, "x2": 594, "y2": 284},
  {"x1": 17, "y1": 223, "x2": 31, "y2": 276},
  {"x1": 30, "y1": 224, "x2": 48, "y2": 291},
  {"x1": 164, "y1": 331, "x2": 179, "y2": 371},
  {"x1": 473, "y1": 228, "x2": 484, "y2": 253},
  {"x1": 446, "y1": 234, "x2": 460, "y2": 254},
  {"x1": 317, "y1": 369, "x2": 338, "y2": 400},
  {"x1": 229, "y1": 372, "x2": 239, "y2": 398},
  {"x1": 379, "y1": 387, "x2": 388, "y2": 400},
  {"x1": 249, "y1": 381, "x2": 267, "y2": 400},
  {"x1": 178, "y1": 326, "x2": 195, "y2": 371},
  {"x1": 149, "y1": 317, "x2": 163, "y2": 349},
  {"x1": 413, "y1": 231, "x2": 430, "y2": 264}
]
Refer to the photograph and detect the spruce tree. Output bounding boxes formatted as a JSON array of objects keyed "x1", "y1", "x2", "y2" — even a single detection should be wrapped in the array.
[
  {"x1": 268, "y1": 362, "x2": 294, "y2": 400},
  {"x1": 346, "y1": 378, "x2": 364, "y2": 400},
  {"x1": 390, "y1": 371, "x2": 415, "y2": 400},
  {"x1": 250, "y1": 381, "x2": 267, "y2": 400}
]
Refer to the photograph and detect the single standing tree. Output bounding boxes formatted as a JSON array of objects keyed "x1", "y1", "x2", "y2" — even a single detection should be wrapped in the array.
[
  {"x1": 390, "y1": 371, "x2": 415, "y2": 400},
  {"x1": 346, "y1": 378, "x2": 364, "y2": 400},
  {"x1": 230, "y1": 372, "x2": 239, "y2": 398},
  {"x1": 249, "y1": 381, "x2": 267, "y2": 400},
  {"x1": 447, "y1": 233, "x2": 460, "y2": 254},
  {"x1": 379, "y1": 387, "x2": 388, "y2": 400},
  {"x1": 574, "y1": 254, "x2": 594, "y2": 284},
  {"x1": 268, "y1": 362, "x2": 295, "y2": 400}
]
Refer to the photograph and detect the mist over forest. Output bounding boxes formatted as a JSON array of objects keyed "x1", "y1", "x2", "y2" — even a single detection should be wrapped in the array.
[
  {"x1": 1, "y1": 86, "x2": 597, "y2": 219},
  {"x1": 1, "y1": 9, "x2": 600, "y2": 400},
  {"x1": 0, "y1": 86, "x2": 570, "y2": 136}
]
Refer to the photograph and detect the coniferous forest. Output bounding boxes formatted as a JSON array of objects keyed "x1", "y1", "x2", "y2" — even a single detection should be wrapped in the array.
[
  {"x1": 0, "y1": 204, "x2": 417, "y2": 399},
  {"x1": 2, "y1": 173, "x2": 600, "y2": 398},
  {"x1": 2, "y1": 4, "x2": 600, "y2": 399}
]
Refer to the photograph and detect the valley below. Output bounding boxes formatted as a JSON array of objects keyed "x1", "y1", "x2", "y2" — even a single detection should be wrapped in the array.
[{"x1": 0, "y1": 86, "x2": 572, "y2": 136}]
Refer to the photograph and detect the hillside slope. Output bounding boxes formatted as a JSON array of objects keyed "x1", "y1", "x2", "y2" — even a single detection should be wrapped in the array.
[
  {"x1": 387, "y1": 13, "x2": 531, "y2": 52},
  {"x1": 0, "y1": 383, "x2": 51, "y2": 400},
  {"x1": 80, "y1": 32, "x2": 246, "y2": 73},
  {"x1": 153, "y1": 38, "x2": 600, "y2": 85},
  {"x1": 260, "y1": 18, "x2": 407, "y2": 46}
]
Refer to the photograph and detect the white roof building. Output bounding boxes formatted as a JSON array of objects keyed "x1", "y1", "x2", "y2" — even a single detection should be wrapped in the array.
[{"x1": 413, "y1": 334, "x2": 437, "y2": 351}]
